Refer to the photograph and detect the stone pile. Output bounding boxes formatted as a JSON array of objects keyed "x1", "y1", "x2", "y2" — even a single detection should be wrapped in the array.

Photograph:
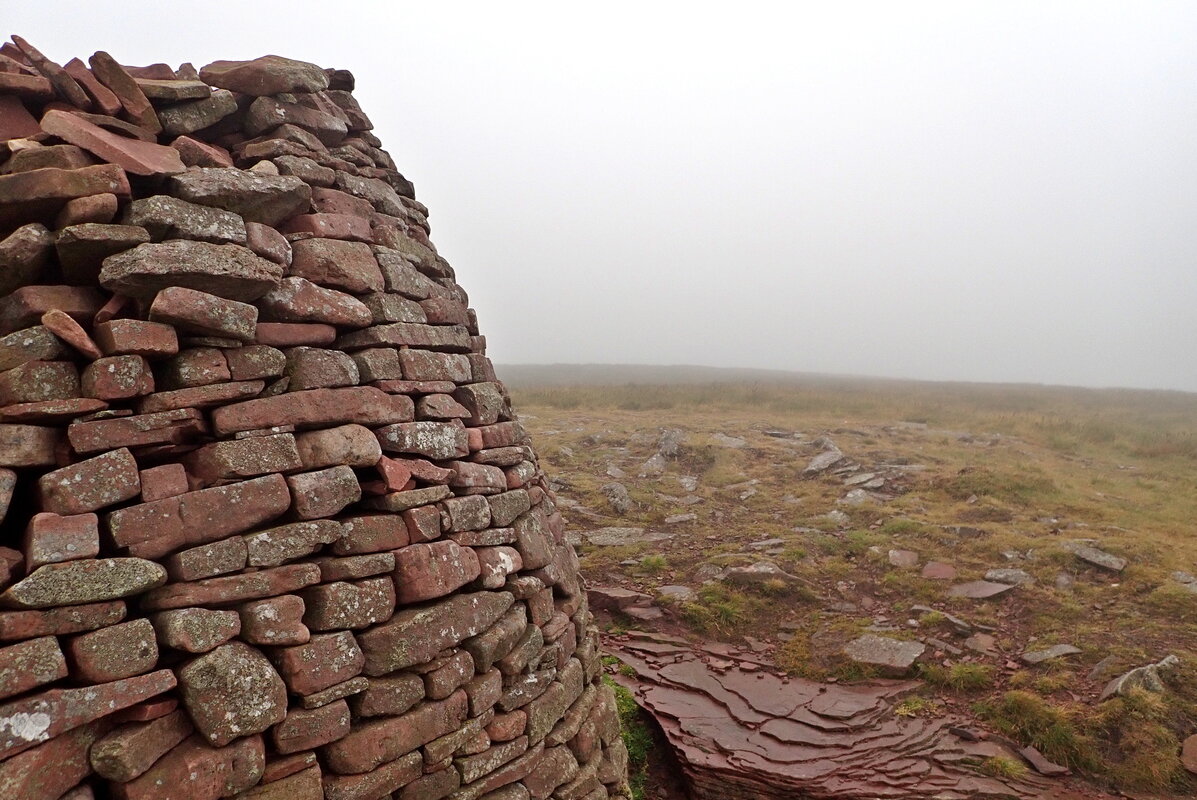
[{"x1": 0, "y1": 38, "x2": 625, "y2": 800}]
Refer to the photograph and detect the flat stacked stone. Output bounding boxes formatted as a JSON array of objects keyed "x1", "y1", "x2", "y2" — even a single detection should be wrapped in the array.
[{"x1": 0, "y1": 40, "x2": 623, "y2": 800}]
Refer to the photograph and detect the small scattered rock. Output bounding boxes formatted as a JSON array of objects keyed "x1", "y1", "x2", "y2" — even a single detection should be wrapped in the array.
[
  {"x1": 1021, "y1": 644, "x2": 1081, "y2": 665},
  {"x1": 921, "y1": 562, "x2": 957, "y2": 580},
  {"x1": 1063, "y1": 541, "x2": 1127, "y2": 572},
  {"x1": 599, "y1": 482, "x2": 631, "y2": 515},
  {"x1": 843, "y1": 634, "x2": 925, "y2": 674},
  {"x1": 947, "y1": 580, "x2": 1016, "y2": 600},
  {"x1": 1100, "y1": 654, "x2": 1179, "y2": 700},
  {"x1": 985, "y1": 568, "x2": 1034, "y2": 586},
  {"x1": 584, "y1": 527, "x2": 672, "y2": 547},
  {"x1": 888, "y1": 549, "x2": 919, "y2": 568}
]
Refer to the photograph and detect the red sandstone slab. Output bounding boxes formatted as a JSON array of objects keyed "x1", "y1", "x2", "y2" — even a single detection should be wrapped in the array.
[
  {"x1": 0, "y1": 95, "x2": 40, "y2": 142},
  {"x1": 140, "y1": 563, "x2": 321, "y2": 611},
  {"x1": 0, "y1": 718, "x2": 113, "y2": 800},
  {"x1": 0, "y1": 397, "x2": 107, "y2": 424},
  {"x1": 211, "y1": 386, "x2": 413, "y2": 436},
  {"x1": 136, "y1": 380, "x2": 266, "y2": 414},
  {"x1": 255, "y1": 322, "x2": 337, "y2": 347},
  {"x1": 88, "y1": 51, "x2": 161, "y2": 134},
  {"x1": 0, "y1": 668, "x2": 176, "y2": 760},
  {"x1": 67, "y1": 408, "x2": 207, "y2": 454},
  {"x1": 63, "y1": 58, "x2": 123, "y2": 116},
  {"x1": 41, "y1": 110, "x2": 185, "y2": 176},
  {"x1": 0, "y1": 600, "x2": 126, "y2": 641},
  {"x1": 109, "y1": 472, "x2": 291, "y2": 559}
]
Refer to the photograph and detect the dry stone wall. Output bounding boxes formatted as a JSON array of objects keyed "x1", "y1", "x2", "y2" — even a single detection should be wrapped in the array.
[{"x1": 0, "y1": 38, "x2": 625, "y2": 800}]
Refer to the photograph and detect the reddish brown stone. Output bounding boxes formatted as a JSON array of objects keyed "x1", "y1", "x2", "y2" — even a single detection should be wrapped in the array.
[
  {"x1": 358, "y1": 591, "x2": 514, "y2": 676},
  {"x1": 261, "y1": 751, "x2": 318, "y2": 784},
  {"x1": 137, "y1": 379, "x2": 266, "y2": 414},
  {"x1": 0, "y1": 600, "x2": 126, "y2": 641},
  {"x1": 0, "y1": 94, "x2": 40, "y2": 142},
  {"x1": 65, "y1": 617, "x2": 157, "y2": 683},
  {"x1": 171, "y1": 135, "x2": 234, "y2": 168},
  {"x1": 179, "y1": 642, "x2": 287, "y2": 746},
  {"x1": 282, "y1": 213, "x2": 372, "y2": 242},
  {"x1": 81, "y1": 354, "x2": 154, "y2": 400},
  {"x1": 0, "y1": 635, "x2": 67, "y2": 700},
  {"x1": 258, "y1": 277, "x2": 372, "y2": 327},
  {"x1": 244, "y1": 221, "x2": 291, "y2": 266},
  {"x1": 417, "y1": 393, "x2": 472, "y2": 420},
  {"x1": 213, "y1": 386, "x2": 412, "y2": 436},
  {"x1": 0, "y1": 668, "x2": 175, "y2": 760},
  {"x1": 87, "y1": 51, "x2": 161, "y2": 134},
  {"x1": 149, "y1": 285, "x2": 258, "y2": 342},
  {"x1": 0, "y1": 165, "x2": 130, "y2": 229},
  {"x1": 376, "y1": 421, "x2": 469, "y2": 461},
  {"x1": 200, "y1": 56, "x2": 329, "y2": 96},
  {"x1": 310, "y1": 552, "x2": 394, "y2": 582},
  {"x1": 322, "y1": 690, "x2": 468, "y2": 774},
  {"x1": 40, "y1": 308, "x2": 101, "y2": 359},
  {"x1": 0, "y1": 719, "x2": 113, "y2": 800},
  {"x1": 10, "y1": 36, "x2": 92, "y2": 108},
  {"x1": 0, "y1": 360, "x2": 79, "y2": 406},
  {"x1": 41, "y1": 110, "x2": 184, "y2": 176},
  {"x1": 67, "y1": 408, "x2": 206, "y2": 454},
  {"x1": 151, "y1": 607, "x2": 240, "y2": 653},
  {"x1": 398, "y1": 503, "x2": 440, "y2": 543},
  {"x1": 100, "y1": 240, "x2": 283, "y2": 302},
  {"x1": 285, "y1": 347, "x2": 360, "y2": 390},
  {"x1": 273, "y1": 699, "x2": 351, "y2": 754},
  {"x1": 184, "y1": 433, "x2": 302, "y2": 487},
  {"x1": 38, "y1": 447, "x2": 140, "y2": 515},
  {"x1": 115, "y1": 733, "x2": 264, "y2": 800},
  {"x1": 23, "y1": 511, "x2": 99, "y2": 570},
  {"x1": 393, "y1": 540, "x2": 483, "y2": 605},
  {"x1": 90, "y1": 708, "x2": 193, "y2": 782},
  {"x1": 0, "y1": 396, "x2": 107, "y2": 424},
  {"x1": 290, "y1": 238, "x2": 384, "y2": 294},
  {"x1": 332, "y1": 514, "x2": 409, "y2": 555},
  {"x1": 286, "y1": 466, "x2": 361, "y2": 520},
  {"x1": 255, "y1": 322, "x2": 337, "y2": 347},
  {"x1": 55, "y1": 191, "x2": 119, "y2": 227},
  {"x1": 487, "y1": 709, "x2": 528, "y2": 743},
  {"x1": 0, "y1": 287, "x2": 104, "y2": 339},
  {"x1": 160, "y1": 348, "x2": 231, "y2": 389},
  {"x1": 164, "y1": 536, "x2": 249, "y2": 582},
  {"x1": 336, "y1": 322, "x2": 471, "y2": 352},
  {"x1": 238, "y1": 594, "x2": 310, "y2": 646},
  {"x1": 141, "y1": 563, "x2": 320, "y2": 612},
  {"x1": 301, "y1": 577, "x2": 395, "y2": 631},
  {"x1": 93, "y1": 319, "x2": 179, "y2": 358},
  {"x1": 109, "y1": 473, "x2": 290, "y2": 559},
  {"x1": 62, "y1": 58, "x2": 122, "y2": 116},
  {"x1": 138, "y1": 463, "x2": 189, "y2": 501},
  {"x1": 272, "y1": 631, "x2": 364, "y2": 697}
]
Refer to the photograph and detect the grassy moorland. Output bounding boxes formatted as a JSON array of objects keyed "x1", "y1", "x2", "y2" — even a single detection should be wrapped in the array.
[{"x1": 504, "y1": 364, "x2": 1197, "y2": 795}]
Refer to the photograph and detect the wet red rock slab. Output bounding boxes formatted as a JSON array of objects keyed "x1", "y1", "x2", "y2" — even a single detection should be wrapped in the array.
[{"x1": 606, "y1": 631, "x2": 1121, "y2": 800}]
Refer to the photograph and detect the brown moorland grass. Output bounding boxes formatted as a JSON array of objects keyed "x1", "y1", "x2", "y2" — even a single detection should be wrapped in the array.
[{"x1": 505, "y1": 365, "x2": 1197, "y2": 793}]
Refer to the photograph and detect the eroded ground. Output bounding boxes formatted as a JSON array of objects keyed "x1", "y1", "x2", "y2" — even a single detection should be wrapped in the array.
[{"x1": 505, "y1": 368, "x2": 1197, "y2": 798}]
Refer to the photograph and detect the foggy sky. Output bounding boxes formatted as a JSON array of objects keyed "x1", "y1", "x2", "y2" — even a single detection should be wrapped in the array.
[{"x1": 10, "y1": 2, "x2": 1197, "y2": 391}]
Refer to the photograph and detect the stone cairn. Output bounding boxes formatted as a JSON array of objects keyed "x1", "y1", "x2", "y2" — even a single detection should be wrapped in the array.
[{"x1": 0, "y1": 38, "x2": 626, "y2": 800}]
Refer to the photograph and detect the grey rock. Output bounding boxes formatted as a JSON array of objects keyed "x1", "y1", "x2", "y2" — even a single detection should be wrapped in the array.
[
  {"x1": 157, "y1": 89, "x2": 238, "y2": 135},
  {"x1": 843, "y1": 634, "x2": 925, "y2": 673},
  {"x1": 1021, "y1": 644, "x2": 1081, "y2": 665},
  {"x1": 947, "y1": 580, "x2": 1017, "y2": 599},
  {"x1": 657, "y1": 429, "x2": 684, "y2": 457},
  {"x1": 167, "y1": 167, "x2": 312, "y2": 227},
  {"x1": 1063, "y1": 541, "x2": 1127, "y2": 572},
  {"x1": 178, "y1": 641, "x2": 287, "y2": 746},
  {"x1": 1100, "y1": 654, "x2": 1180, "y2": 700},
  {"x1": 657, "y1": 585, "x2": 697, "y2": 604},
  {"x1": 0, "y1": 223, "x2": 52, "y2": 295},
  {"x1": 1, "y1": 558, "x2": 166, "y2": 608},
  {"x1": 600, "y1": 482, "x2": 631, "y2": 515},
  {"x1": 804, "y1": 449, "x2": 844, "y2": 475},
  {"x1": 121, "y1": 195, "x2": 246, "y2": 245},
  {"x1": 583, "y1": 527, "x2": 672, "y2": 547},
  {"x1": 985, "y1": 568, "x2": 1034, "y2": 586},
  {"x1": 638, "y1": 452, "x2": 666, "y2": 478},
  {"x1": 100, "y1": 240, "x2": 283, "y2": 301},
  {"x1": 711, "y1": 432, "x2": 746, "y2": 448},
  {"x1": 722, "y1": 561, "x2": 811, "y2": 589}
]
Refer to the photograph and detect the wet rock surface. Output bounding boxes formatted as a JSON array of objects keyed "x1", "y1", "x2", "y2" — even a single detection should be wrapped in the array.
[{"x1": 608, "y1": 632, "x2": 1117, "y2": 800}]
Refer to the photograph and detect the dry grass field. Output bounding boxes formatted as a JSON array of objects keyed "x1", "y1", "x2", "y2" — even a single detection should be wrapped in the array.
[{"x1": 504, "y1": 364, "x2": 1197, "y2": 795}]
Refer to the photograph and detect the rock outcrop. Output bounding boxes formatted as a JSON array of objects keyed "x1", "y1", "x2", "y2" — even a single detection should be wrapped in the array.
[
  {"x1": 0, "y1": 40, "x2": 625, "y2": 799},
  {"x1": 609, "y1": 632, "x2": 1117, "y2": 800}
]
